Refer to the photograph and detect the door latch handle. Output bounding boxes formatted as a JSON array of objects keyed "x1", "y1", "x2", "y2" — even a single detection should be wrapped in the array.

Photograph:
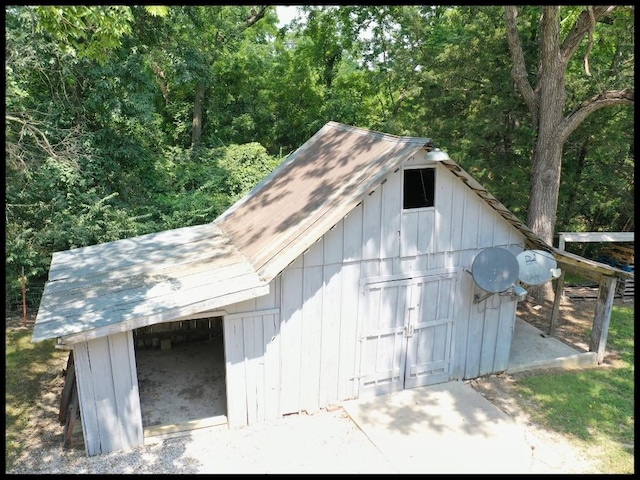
[{"x1": 404, "y1": 324, "x2": 414, "y2": 337}]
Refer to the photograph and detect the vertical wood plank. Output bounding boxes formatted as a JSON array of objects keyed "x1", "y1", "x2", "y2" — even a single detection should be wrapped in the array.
[
  {"x1": 279, "y1": 267, "x2": 303, "y2": 414},
  {"x1": 304, "y1": 237, "x2": 324, "y2": 267},
  {"x1": 255, "y1": 278, "x2": 277, "y2": 310},
  {"x1": 72, "y1": 342, "x2": 101, "y2": 456},
  {"x1": 124, "y1": 330, "x2": 143, "y2": 443},
  {"x1": 223, "y1": 317, "x2": 247, "y2": 427},
  {"x1": 429, "y1": 252, "x2": 446, "y2": 270},
  {"x1": 478, "y1": 296, "x2": 501, "y2": 376},
  {"x1": 362, "y1": 186, "x2": 382, "y2": 260},
  {"x1": 464, "y1": 298, "x2": 484, "y2": 379},
  {"x1": 319, "y1": 264, "x2": 342, "y2": 407},
  {"x1": 262, "y1": 313, "x2": 281, "y2": 421},
  {"x1": 243, "y1": 316, "x2": 265, "y2": 425},
  {"x1": 343, "y1": 203, "x2": 363, "y2": 262},
  {"x1": 549, "y1": 271, "x2": 566, "y2": 336},
  {"x1": 450, "y1": 173, "x2": 465, "y2": 252},
  {"x1": 451, "y1": 264, "x2": 473, "y2": 379},
  {"x1": 337, "y1": 263, "x2": 362, "y2": 400},
  {"x1": 493, "y1": 215, "x2": 512, "y2": 247},
  {"x1": 243, "y1": 316, "x2": 257, "y2": 425},
  {"x1": 378, "y1": 258, "x2": 394, "y2": 277},
  {"x1": 288, "y1": 255, "x2": 303, "y2": 270},
  {"x1": 108, "y1": 331, "x2": 143, "y2": 449},
  {"x1": 417, "y1": 210, "x2": 435, "y2": 255},
  {"x1": 461, "y1": 191, "x2": 481, "y2": 250},
  {"x1": 477, "y1": 203, "x2": 495, "y2": 248},
  {"x1": 380, "y1": 172, "x2": 401, "y2": 259},
  {"x1": 324, "y1": 221, "x2": 344, "y2": 265},
  {"x1": 252, "y1": 315, "x2": 266, "y2": 423},
  {"x1": 299, "y1": 265, "x2": 323, "y2": 413},
  {"x1": 86, "y1": 336, "x2": 120, "y2": 453},
  {"x1": 400, "y1": 212, "x2": 418, "y2": 257},
  {"x1": 435, "y1": 164, "x2": 453, "y2": 253},
  {"x1": 493, "y1": 298, "x2": 516, "y2": 372}
]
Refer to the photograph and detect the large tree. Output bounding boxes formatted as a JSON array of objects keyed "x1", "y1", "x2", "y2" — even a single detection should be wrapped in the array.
[
  {"x1": 505, "y1": 5, "x2": 634, "y2": 299},
  {"x1": 505, "y1": 8, "x2": 633, "y2": 242}
]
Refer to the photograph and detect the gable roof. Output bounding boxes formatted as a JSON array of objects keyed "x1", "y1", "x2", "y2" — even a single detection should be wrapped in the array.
[
  {"x1": 216, "y1": 122, "x2": 433, "y2": 279},
  {"x1": 32, "y1": 122, "x2": 631, "y2": 344}
]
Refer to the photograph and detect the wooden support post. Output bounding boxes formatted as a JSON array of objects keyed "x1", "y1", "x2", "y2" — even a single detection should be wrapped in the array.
[
  {"x1": 548, "y1": 270, "x2": 565, "y2": 336},
  {"x1": 589, "y1": 275, "x2": 617, "y2": 364},
  {"x1": 22, "y1": 267, "x2": 27, "y2": 326},
  {"x1": 59, "y1": 352, "x2": 75, "y2": 425}
]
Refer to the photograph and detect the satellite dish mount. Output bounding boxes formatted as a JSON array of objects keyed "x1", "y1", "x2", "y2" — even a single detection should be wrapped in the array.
[{"x1": 470, "y1": 247, "x2": 520, "y2": 303}]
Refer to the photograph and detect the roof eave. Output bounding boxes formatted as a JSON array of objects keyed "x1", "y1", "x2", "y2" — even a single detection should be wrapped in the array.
[{"x1": 47, "y1": 283, "x2": 270, "y2": 345}]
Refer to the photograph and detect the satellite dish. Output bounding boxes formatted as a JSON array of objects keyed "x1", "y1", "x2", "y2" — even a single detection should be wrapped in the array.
[
  {"x1": 516, "y1": 250, "x2": 559, "y2": 286},
  {"x1": 471, "y1": 247, "x2": 519, "y2": 293}
]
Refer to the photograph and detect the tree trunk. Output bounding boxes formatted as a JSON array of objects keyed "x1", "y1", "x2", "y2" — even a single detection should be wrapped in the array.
[
  {"x1": 523, "y1": 7, "x2": 565, "y2": 302},
  {"x1": 191, "y1": 83, "x2": 205, "y2": 148}
]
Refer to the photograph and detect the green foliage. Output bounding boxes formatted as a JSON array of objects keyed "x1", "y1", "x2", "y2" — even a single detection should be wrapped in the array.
[
  {"x1": 144, "y1": 6, "x2": 168, "y2": 18},
  {"x1": 556, "y1": 106, "x2": 634, "y2": 232},
  {"x1": 34, "y1": 6, "x2": 134, "y2": 64},
  {"x1": 154, "y1": 143, "x2": 283, "y2": 229},
  {"x1": 5, "y1": 155, "x2": 152, "y2": 303}
]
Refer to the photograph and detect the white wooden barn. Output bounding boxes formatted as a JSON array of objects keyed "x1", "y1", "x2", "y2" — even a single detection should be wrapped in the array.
[{"x1": 32, "y1": 121, "x2": 630, "y2": 456}]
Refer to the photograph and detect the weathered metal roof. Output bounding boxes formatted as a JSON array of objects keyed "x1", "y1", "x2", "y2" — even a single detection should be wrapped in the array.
[{"x1": 32, "y1": 121, "x2": 631, "y2": 344}]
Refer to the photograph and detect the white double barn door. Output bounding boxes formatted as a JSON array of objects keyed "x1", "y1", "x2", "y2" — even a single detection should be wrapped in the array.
[{"x1": 359, "y1": 272, "x2": 458, "y2": 398}]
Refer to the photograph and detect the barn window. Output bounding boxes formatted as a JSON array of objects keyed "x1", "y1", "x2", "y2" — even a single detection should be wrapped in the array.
[{"x1": 403, "y1": 167, "x2": 435, "y2": 209}]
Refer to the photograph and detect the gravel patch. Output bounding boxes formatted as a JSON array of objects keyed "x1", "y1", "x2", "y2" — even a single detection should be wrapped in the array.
[{"x1": 8, "y1": 408, "x2": 397, "y2": 474}]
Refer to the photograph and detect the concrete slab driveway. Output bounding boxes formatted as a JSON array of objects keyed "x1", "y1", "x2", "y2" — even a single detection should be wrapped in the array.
[{"x1": 341, "y1": 381, "x2": 535, "y2": 474}]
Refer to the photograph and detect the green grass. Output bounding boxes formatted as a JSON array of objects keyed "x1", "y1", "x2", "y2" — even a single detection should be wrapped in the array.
[
  {"x1": 562, "y1": 271, "x2": 597, "y2": 286},
  {"x1": 512, "y1": 304, "x2": 635, "y2": 473},
  {"x1": 5, "y1": 325, "x2": 67, "y2": 471}
]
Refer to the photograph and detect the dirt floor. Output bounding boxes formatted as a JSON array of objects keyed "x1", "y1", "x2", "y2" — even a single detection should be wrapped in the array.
[
  {"x1": 514, "y1": 290, "x2": 632, "y2": 367},
  {"x1": 136, "y1": 337, "x2": 227, "y2": 430}
]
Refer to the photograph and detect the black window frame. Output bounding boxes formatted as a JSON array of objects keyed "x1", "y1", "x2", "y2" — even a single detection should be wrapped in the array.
[{"x1": 403, "y1": 167, "x2": 435, "y2": 210}]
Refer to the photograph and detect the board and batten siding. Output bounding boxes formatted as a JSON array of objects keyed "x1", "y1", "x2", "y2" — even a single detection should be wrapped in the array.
[
  {"x1": 222, "y1": 153, "x2": 526, "y2": 426},
  {"x1": 73, "y1": 330, "x2": 143, "y2": 456},
  {"x1": 222, "y1": 277, "x2": 282, "y2": 428}
]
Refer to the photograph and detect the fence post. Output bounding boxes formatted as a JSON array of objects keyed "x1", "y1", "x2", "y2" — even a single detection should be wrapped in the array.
[{"x1": 22, "y1": 267, "x2": 27, "y2": 326}]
